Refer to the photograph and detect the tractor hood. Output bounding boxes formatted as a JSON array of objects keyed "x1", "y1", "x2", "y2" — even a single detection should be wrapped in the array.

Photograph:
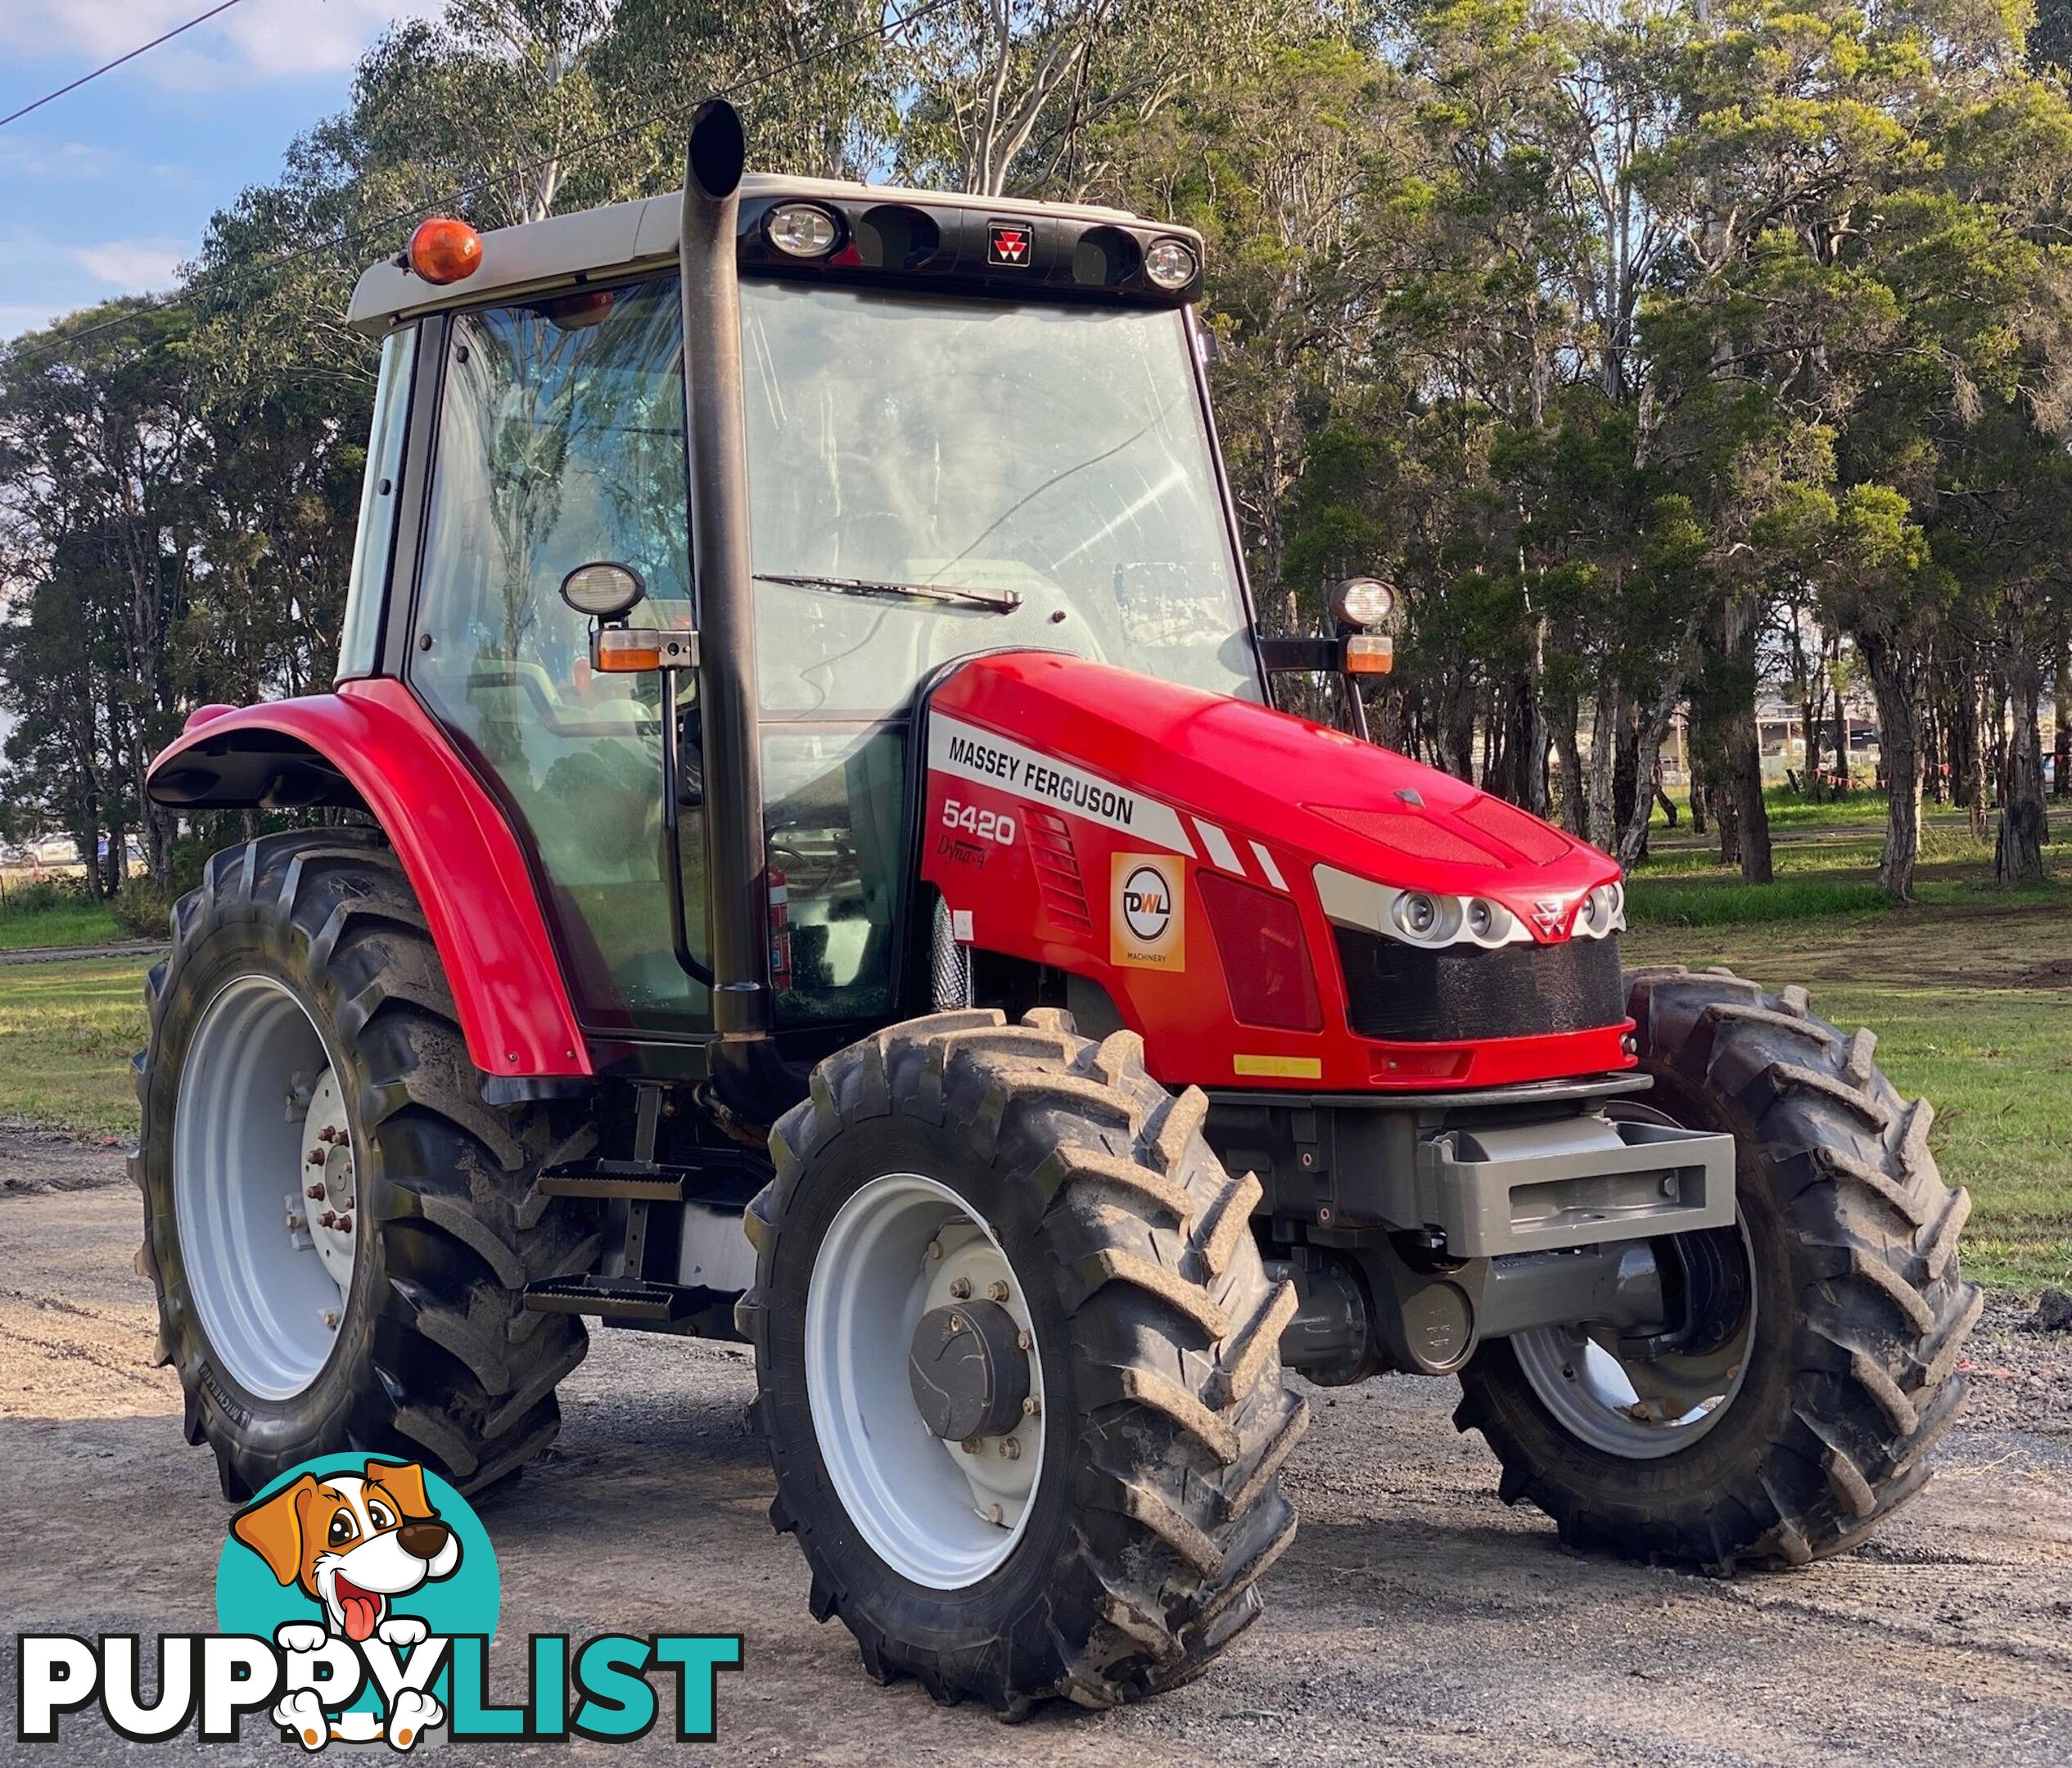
[
  {"x1": 921, "y1": 651, "x2": 1632, "y2": 1092},
  {"x1": 927, "y1": 651, "x2": 1620, "y2": 930}
]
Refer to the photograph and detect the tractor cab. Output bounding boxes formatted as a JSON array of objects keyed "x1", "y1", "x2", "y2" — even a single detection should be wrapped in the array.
[{"x1": 336, "y1": 157, "x2": 1260, "y2": 1056}]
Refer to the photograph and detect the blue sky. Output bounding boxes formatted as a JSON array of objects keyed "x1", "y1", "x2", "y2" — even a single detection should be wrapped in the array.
[{"x1": 0, "y1": 0, "x2": 442, "y2": 341}]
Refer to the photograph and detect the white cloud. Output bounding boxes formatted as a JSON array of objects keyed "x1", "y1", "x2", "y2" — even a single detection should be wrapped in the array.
[
  {"x1": 0, "y1": 138, "x2": 119, "y2": 180},
  {"x1": 70, "y1": 236, "x2": 190, "y2": 291},
  {"x1": 0, "y1": 0, "x2": 445, "y2": 90}
]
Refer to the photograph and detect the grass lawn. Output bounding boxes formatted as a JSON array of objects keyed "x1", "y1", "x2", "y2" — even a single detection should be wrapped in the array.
[
  {"x1": 0, "y1": 894, "x2": 125, "y2": 950},
  {"x1": 0, "y1": 957, "x2": 151, "y2": 1139}
]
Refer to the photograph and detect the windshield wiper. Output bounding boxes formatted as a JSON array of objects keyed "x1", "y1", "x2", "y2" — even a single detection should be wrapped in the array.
[{"x1": 753, "y1": 571, "x2": 1022, "y2": 612}]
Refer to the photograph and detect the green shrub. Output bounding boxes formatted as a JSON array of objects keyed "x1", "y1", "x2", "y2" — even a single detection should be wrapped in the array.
[
  {"x1": 109, "y1": 882, "x2": 174, "y2": 940},
  {"x1": 0, "y1": 875, "x2": 86, "y2": 917}
]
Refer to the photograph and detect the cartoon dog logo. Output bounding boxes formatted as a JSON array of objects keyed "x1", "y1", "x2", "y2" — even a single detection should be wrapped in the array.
[{"x1": 231, "y1": 1460, "x2": 461, "y2": 1749}]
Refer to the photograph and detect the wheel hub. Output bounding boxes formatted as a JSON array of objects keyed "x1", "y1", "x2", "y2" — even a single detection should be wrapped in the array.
[
  {"x1": 296, "y1": 1070, "x2": 358, "y2": 1293},
  {"x1": 908, "y1": 1298, "x2": 1030, "y2": 1443}
]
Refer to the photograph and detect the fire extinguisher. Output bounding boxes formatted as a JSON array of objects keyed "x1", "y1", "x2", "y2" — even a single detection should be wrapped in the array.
[{"x1": 768, "y1": 867, "x2": 792, "y2": 993}]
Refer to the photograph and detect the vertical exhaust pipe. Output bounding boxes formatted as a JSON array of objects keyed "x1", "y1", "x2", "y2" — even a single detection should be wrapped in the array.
[{"x1": 679, "y1": 101, "x2": 770, "y2": 1038}]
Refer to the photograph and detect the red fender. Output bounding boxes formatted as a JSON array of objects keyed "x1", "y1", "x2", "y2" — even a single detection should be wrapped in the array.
[{"x1": 148, "y1": 679, "x2": 590, "y2": 1078}]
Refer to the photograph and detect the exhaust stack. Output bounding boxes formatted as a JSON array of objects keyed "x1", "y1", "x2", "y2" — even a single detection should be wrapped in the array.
[{"x1": 678, "y1": 100, "x2": 770, "y2": 1037}]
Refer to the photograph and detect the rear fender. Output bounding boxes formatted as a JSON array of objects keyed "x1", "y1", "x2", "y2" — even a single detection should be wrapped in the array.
[{"x1": 147, "y1": 679, "x2": 590, "y2": 1078}]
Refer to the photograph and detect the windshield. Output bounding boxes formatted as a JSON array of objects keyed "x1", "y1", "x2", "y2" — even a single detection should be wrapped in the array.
[{"x1": 740, "y1": 282, "x2": 1259, "y2": 717}]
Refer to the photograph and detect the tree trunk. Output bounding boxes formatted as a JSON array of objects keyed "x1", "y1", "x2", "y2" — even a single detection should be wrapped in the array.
[
  {"x1": 1688, "y1": 697, "x2": 1738, "y2": 865},
  {"x1": 1719, "y1": 596, "x2": 1772, "y2": 882},
  {"x1": 1551, "y1": 688, "x2": 1587, "y2": 837},
  {"x1": 1996, "y1": 653, "x2": 2049, "y2": 885},
  {"x1": 1861, "y1": 637, "x2": 1925, "y2": 900},
  {"x1": 1831, "y1": 679, "x2": 1850, "y2": 790},
  {"x1": 1961, "y1": 672, "x2": 1990, "y2": 841},
  {"x1": 1612, "y1": 708, "x2": 1640, "y2": 850},
  {"x1": 1922, "y1": 700, "x2": 1943, "y2": 803},
  {"x1": 1523, "y1": 616, "x2": 1551, "y2": 819},
  {"x1": 1586, "y1": 685, "x2": 1620, "y2": 851},
  {"x1": 1614, "y1": 698, "x2": 1682, "y2": 868},
  {"x1": 1713, "y1": 773, "x2": 1742, "y2": 869}
]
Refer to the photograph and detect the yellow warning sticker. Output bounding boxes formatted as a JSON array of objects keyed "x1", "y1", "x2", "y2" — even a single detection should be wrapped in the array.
[
  {"x1": 1111, "y1": 852, "x2": 1185, "y2": 971},
  {"x1": 1233, "y1": 1053, "x2": 1323, "y2": 1080}
]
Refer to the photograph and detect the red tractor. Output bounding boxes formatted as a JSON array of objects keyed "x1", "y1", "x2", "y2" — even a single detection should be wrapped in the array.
[{"x1": 137, "y1": 105, "x2": 1978, "y2": 1714}]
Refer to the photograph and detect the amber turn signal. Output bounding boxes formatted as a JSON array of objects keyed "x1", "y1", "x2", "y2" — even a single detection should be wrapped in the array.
[
  {"x1": 594, "y1": 622, "x2": 700, "y2": 674},
  {"x1": 1345, "y1": 633, "x2": 1393, "y2": 674},
  {"x1": 407, "y1": 217, "x2": 483, "y2": 285}
]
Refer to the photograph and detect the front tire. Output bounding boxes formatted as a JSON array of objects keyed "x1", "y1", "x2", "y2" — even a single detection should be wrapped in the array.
[
  {"x1": 738, "y1": 1008, "x2": 1305, "y2": 1716},
  {"x1": 1456, "y1": 966, "x2": 1981, "y2": 1570},
  {"x1": 133, "y1": 829, "x2": 600, "y2": 1500}
]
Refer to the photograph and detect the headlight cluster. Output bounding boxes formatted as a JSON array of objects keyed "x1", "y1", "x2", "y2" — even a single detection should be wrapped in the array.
[
  {"x1": 1313, "y1": 865, "x2": 1627, "y2": 950},
  {"x1": 1388, "y1": 889, "x2": 1527, "y2": 949}
]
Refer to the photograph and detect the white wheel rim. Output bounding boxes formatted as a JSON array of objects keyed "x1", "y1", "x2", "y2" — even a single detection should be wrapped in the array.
[
  {"x1": 172, "y1": 974, "x2": 354, "y2": 1400},
  {"x1": 806, "y1": 1173, "x2": 1046, "y2": 1590},
  {"x1": 1510, "y1": 1220, "x2": 1757, "y2": 1460}
]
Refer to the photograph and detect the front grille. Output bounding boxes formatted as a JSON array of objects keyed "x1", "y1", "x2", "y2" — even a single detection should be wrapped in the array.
[{"x1": 1334, "y1": 929, "x2": 1626, "y2": 1043}]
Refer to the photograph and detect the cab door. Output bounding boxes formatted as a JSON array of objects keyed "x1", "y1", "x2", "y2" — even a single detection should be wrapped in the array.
[{"x1": 406, "y1": 275, "x2": 713, "y2": 1037}]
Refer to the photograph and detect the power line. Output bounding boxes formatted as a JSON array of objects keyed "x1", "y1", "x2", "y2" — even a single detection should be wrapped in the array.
[
  {"x1": 3, "y1": 0, "x2": 952, "y2": 374},
  {"x1": 0, "y1": 0, "x2": 252, "y2": 131}
]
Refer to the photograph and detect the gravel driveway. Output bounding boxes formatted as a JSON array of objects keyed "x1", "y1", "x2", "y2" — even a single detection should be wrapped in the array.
[{"x1": 2, "y1": 1134, "x2": 2068, "y2": 1766}]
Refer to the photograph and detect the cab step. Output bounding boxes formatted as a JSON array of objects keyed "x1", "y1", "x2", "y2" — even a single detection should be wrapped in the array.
[
  {"x1": 521, "y1": 1277, "x2": 702, "y2": 1323},
  {"x1": 535, "y1": 1167, "x2": 688, "y2": 1202}
]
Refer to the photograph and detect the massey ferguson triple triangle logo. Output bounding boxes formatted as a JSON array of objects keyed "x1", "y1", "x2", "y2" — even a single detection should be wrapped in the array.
[{"x1": 987, "y1": 222, "x2": 1032, "y2": 266}]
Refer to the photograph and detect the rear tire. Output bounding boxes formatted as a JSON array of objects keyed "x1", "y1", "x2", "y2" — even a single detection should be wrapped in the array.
[
  {"x1": 1455, "y1": 966, "x2": 1981, "y2": 1570},
  {"x1": 133, "y1": 829, "x2": 600, "y2": 1500},
  {"x1": 738, "y1": 1008, "x2": 1305, "y2": 1716}
]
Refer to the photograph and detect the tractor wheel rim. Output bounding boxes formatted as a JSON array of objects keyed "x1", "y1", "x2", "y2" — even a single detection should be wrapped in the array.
[
  {"x1": 805, "y1": 1172, "x2": 1046, "y2": 1590},
  {"x1": 173, "y1": 973, "x2": 351, "y2": 1400},
  {"x1": 1510, "y1": 1217, "x2": 1757, "y2": 1460}
]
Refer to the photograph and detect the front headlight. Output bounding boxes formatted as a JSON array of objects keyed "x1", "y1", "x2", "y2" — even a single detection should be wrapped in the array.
[
  {"x1": 1392, "y1": 889, "x2": 1456, "y2": 943},
  {"x1": 1578, "y1": 882, "x2": 1626, "y2": 937}
]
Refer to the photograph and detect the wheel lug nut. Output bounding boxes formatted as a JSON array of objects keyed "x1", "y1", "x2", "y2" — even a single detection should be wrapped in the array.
[
  {"x1": 1016, "y1": 1330, "x2": 1032, "y2": 1352},
  {"x1": 306, "y1": 1184, "x2": 325, "y2": 1199},
  {"x1": 319, "y1": 1211, "x2": 336, "y2": 1228},
  {"x1": 960, "y1": 1437, "x2": 983, "y2": 1455},
  {"x1": 948, "y1": 1277, "x2": 971, "y2": 1300},
  {"x1": 306, "y1": 1149, "x2": 326, "y2": 1166},
  {"x1": 321, "y1": 1310, "x2": 339, "y2": 1329},
  {"x1": 335, "y1": 1213, "x2": 353, "y2": 1233},
  {"x1": 926, "y1": 1240, "x2": 944, "y2": 1261},
  {"x1": 986, "y1": 1280, "x2": 1009, "y2": 1302},
  {"x1": 998, "y1": 1438, "x2": 1021, "y2": 1460},
  {"x1": 946, "y1": 1314, "x2": 964, "y2": 1334},
  {"x1": 986, "y1": 1503, "x2": 1004, "y2": 1526},
  {"x1": 1022, "y1": 1395, "x2": 1040, "y2": 1417}
]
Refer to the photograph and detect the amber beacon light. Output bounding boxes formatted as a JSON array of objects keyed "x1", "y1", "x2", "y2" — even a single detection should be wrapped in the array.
[{"x1": 406, "y1": 216, "x2": 483, "y2": 285}]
